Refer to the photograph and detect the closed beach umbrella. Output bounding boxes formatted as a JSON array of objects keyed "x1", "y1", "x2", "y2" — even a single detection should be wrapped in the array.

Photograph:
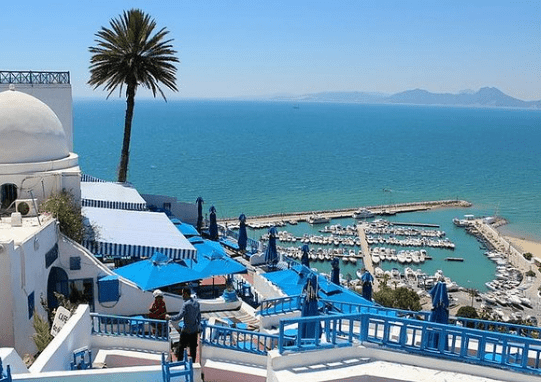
[
  {"x1": 330, "y1": 257, "x2": 340, "y2": 285},
  {"x1": 196, "y1": 197, "x2": 204, "y2": 233},
  {"x1": 429, "y1": 281, "x2": 449, "y2": 349},
  {"x1": 300, "y1": 272, "x2": 320, "y2": 339},
  {"x1": 300, "y1": 244, "x2": 310, "y2": 267},
  {"x1": 361, "y1": 270, "x2": 374, "y2": 301},
  {"x1": 209, "y1": 205, "x2": 218, "y2": 241},
  {"x1": 264, "y1": 226, "x2": 278, "y2": 267},
  {"x1": 238, "y1": 213, "x2": 248, "y2": 251}
]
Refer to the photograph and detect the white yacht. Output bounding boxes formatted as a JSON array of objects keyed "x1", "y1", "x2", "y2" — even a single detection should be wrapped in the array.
[
  {"x1": 353, "y1": 208, "x2": 375, "y2": 219},
  {"x1": 308, "y1": 213, "x2": 331, "y2": 224}
]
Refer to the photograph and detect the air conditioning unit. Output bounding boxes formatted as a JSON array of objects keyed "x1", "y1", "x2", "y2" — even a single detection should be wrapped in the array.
[{"x1": 15, "y1": 199, "x2": 38, "y2": 217}]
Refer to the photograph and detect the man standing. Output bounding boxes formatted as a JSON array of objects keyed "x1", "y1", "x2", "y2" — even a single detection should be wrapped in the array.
[{"x1": 166, "y1": 288, "x2": 201, "y2": 362}]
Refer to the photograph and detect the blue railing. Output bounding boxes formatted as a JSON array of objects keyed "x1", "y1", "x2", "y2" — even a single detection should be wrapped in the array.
[
  {"x1": 201, "y1": 322, "x2": 280, "y2": 356},
  {"x1": 258, "y1": 295, "x2": 302, "y2": 316},
  {"x1": 272, "y1": 312, "x2": 541, "y2": 375},
  {"x1": 203, "y1": 302, "x2": 541, "y2": 376},
  {"x1": 90, "y1": 313, "x2": 169, "y2": 341},
  {"x1": 449, "y1": 316, "x2": 541, "y2": 339},
  {"x1": 161, "y1": 352, "x2": 193, "y2": 382},
  {"x1": 0, "y1": 71, "x2": 70, "y2": 84},
  {"x1": 260, "y1": 296, "x2": 541, "y2": 340}
]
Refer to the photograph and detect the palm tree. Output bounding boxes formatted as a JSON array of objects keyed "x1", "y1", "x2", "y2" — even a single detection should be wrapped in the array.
[{"x1": 88, "y1": 9, "x2": 179, "y2": 183}]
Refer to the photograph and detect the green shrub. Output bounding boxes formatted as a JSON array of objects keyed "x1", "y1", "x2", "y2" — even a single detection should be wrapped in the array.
[
  {"x1": 32, "y1": 312, "x2": 53, "y2": 354},
  {"x1": 41, "y1": 191, "x2": 84, "y2": 243},
  {"x1": 524, "y1": 252, "x2": 533, "y2": 261}
]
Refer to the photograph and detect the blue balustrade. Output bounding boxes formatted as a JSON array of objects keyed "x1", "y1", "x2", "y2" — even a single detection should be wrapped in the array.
[
  {"x1": 257, "y1": 295, "x2": 302, "y2": 316},
  {"x1": 90, "y1": 313, "x2": 169, "y2": 341},
  {"x1": 201, "y1": 322, "x2": 279, "y2": 355},
  {"x1": 203, "y1": 303, "x2": 541, "y2": 376}
]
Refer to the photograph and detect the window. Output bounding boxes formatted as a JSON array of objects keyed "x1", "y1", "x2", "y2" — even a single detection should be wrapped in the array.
[{"x1": 0, "y1": 183, "x2": 17, "y2": 209}]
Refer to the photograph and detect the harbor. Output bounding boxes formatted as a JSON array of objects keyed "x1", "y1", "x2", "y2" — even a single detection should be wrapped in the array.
[{"x1": 222, "y1": 202, "x2": 541, "y2": 325}]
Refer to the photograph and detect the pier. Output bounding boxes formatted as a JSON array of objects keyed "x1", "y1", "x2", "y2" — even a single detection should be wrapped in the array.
[{"x1": 218, "y1": 199, "x2": 471, "y2": 226}]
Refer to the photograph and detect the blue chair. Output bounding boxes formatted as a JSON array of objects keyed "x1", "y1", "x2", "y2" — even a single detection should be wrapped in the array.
[
  {"x1": 70, "y1": 347, "x2": 92, "y2": 370},
  {"x1": 161, "y1": 352, "x2": 193, "y2": 382}
]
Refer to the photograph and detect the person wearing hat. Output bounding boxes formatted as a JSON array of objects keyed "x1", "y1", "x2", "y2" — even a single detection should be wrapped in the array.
[{"x1": 149, "y1": 289, "x2": 167, "y2": 334}]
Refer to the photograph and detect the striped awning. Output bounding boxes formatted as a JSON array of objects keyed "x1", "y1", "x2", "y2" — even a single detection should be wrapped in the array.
[
  {"x1": 81, "y1": 181, "x2": 147, "y2": 211},
  {"x1": 82, "y1": 207, "x2": 196, "y2": 260}
]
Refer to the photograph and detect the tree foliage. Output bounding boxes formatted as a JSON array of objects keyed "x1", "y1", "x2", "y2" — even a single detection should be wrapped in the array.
[
  {"x1": 457, "y1": 305, "x2": 479, "y2": 319},
  {"x1": 41, "y1": 191, "x2": 85, "y2": 243},
  {"x1": 373, "y1": 285, "x2": 422, "y2": 311},
  {"x1": 88, "y1": 8, "x2": 179, "y2": 182}
]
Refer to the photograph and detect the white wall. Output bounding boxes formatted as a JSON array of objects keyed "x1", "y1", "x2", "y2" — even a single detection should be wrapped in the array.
[
  {"x1": 3, "y1": 219, "x2": 59, "y2": 357},
  {"x1": 0, "y1": 241, "x2": 16, "y2": 349},
  {"x1": 141, "y1": 194, "x2": 197, "y2": 224}
]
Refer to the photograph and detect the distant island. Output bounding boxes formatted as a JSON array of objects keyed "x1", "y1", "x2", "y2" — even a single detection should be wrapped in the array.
[{"x1": 272, "y1": 87, "x2": 541, "y2": 109}]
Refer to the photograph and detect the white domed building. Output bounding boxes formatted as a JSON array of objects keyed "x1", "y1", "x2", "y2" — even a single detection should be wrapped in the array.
[{"x1": 0, "y1": 87, "x2": 80, "y2": 211}]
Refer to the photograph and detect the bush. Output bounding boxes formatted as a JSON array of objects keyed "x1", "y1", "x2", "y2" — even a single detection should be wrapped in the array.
[
  {"x1": 373, "y1": 285, "x2": 422, "y2": 311},
  {"x1": 41, "y1": 191, "x2": 85, "y2": 243},
  {"x1": 457, "y1": 305, "x2": 479, "y2": 319},
  {"x1": 32, "y1": 312, "x2": 53, "y2": 354},
  {"x1": 526, "y1": 270, "x2": 536, "y2": 277},
  {"x1": 524, "y1": 252, "x2": 533, "y2": 261}
]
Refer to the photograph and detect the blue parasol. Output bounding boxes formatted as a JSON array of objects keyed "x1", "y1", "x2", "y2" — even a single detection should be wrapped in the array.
[
  {"x1": 209, "y1": 205, "x2": 218, "y2": 241},
  {"x1": 264, "y1": 227, "x2": 278, "y2": 266},
  {"x1": 300, "y1": 244, "x2": 310, "y2": 267},
  {"x1": 196, "y1": 197, "x2": 204, "y2": 233},
  {"x1": 330, "y1": 257, "x2": 340, "y2": 285},
  {"x1": 361, "y1": 270, "x2": 374, "y2": 301},
  {"x1": 114, "y1": 252, "x2": 204, "y2": 291},
  {"x1": 300, "y1": 272, "x2": 320, "y2": 339},
  {"x1": 428, "y1": 281, "x2": 449, "y2": 349},
  {"x1": 238, "y1": 213, "x2": 248, "y2": 251}
]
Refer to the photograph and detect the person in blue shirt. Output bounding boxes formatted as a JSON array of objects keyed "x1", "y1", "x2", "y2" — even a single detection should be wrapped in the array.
[{"x1": 166, "y1": 288, "x2": 201, "y2": 361}]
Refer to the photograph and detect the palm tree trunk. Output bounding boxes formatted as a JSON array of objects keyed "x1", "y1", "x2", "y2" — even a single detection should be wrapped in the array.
[{"x1": 118, "y1": 85, "x2": 136, "y2": 183}]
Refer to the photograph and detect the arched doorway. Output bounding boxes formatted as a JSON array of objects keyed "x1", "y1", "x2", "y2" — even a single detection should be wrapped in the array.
[
  {"x1": 0, "y1": 183, "x2": 17, "y2": 209},
  {"x1": 47, "y1": 267, "x2": 69, "y2": 312}
]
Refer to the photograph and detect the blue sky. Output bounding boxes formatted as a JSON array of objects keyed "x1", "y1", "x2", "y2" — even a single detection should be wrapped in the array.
[{"x1": 3, "y1": 1, "x2": 540, "y2": 100}]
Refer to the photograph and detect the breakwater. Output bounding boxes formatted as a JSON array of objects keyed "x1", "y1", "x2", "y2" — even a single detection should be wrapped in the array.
[{"x1": 218, "y1": 199, "x2": 471, "y2": 225}]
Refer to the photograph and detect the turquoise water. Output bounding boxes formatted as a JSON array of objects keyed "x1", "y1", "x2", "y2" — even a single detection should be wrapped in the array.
[{"x1": 74, "y1": 100, "x2": 541, "y2": 290}]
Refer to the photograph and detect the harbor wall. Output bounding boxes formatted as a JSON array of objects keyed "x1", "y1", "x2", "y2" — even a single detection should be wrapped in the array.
[{"x1": 218, "y1": 199, "x2": 471, "y2": 224}]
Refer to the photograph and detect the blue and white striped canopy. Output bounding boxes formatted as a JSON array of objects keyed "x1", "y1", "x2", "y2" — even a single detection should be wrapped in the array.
[
  {"x1": 82, "y1": 207, "x2": 196, "y2": 260},
  {"x1": 81, "y1": 181, "x2": 147, "y2": 211}
]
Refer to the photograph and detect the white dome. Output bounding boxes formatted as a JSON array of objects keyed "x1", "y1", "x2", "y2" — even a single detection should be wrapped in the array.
[{"x1": 0, "y1": 89, "x2": 69, "y2": 164}]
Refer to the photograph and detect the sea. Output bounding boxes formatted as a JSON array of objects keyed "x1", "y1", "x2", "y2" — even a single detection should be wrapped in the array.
[{"x1": 73, "y1": 99, "x2": 541, "y2": 292}]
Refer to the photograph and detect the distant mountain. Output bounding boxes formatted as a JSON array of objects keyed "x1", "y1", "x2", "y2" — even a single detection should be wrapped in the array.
[
  {"x1": 273, "y1": 88, "x2": 540, "y2": 109},
  {"x1": 387, "y1": 87, "x2": 540, "y2": 108}
]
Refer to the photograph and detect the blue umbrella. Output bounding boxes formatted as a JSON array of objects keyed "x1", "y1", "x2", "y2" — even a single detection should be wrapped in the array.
[
  {"x1": 238, "y1": 214, "x2": 248, "y2": 251},
  {"x1": 300, "y1": 272, "x2": 320, "y2": 339},
  {"x1": 196, "y1": 197, "x2": 204, "y2": 233},
  {"x1": 361, "y1": 270, "x2": 374, "y2": 301},
  {"x1": 330, "y1": 257, "x2": 340, "y2": 285},
  {"x1": 264, "y1": 227, "x2": 278, "y2": 267},
  {"x1": 209, "y1": 206, "x2": 218, "y2": 241},
  {"x1": 192, "y1": 249, "x2": 247, "y2": 279},
  {"x1": 300, "y1": 244, "x2": 310, "y2": 267},
  {"x1": 429, "y1": 281, "x2": 449, "y2": 349},
  {"x1": 114, "y1": 252, "x2": 204, "y2": 291}
]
